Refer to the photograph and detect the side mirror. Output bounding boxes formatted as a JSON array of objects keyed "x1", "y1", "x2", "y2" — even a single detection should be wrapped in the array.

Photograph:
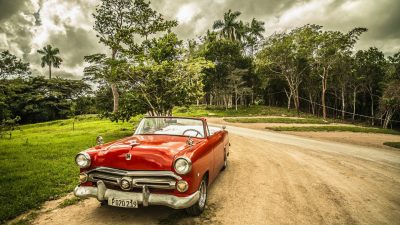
[
  {"x1": 96, "y1": 135, "x2": 104, "y2": 145},
  {"x1": 222, "y1": 125, "x2": 226, "y2": 130}
]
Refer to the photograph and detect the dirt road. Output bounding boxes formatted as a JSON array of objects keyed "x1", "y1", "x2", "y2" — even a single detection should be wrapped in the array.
[{"x1": 31, "y1": 125, "x2": 400, "y2": 225}]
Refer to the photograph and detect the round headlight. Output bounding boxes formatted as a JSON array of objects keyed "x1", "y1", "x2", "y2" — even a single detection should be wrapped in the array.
[
  {"x1": 75, "y1": 152, "x2": 91, "y2": 168},
  {"x1": 174, "y1": 157, "x2": 192, "y2": 175}
]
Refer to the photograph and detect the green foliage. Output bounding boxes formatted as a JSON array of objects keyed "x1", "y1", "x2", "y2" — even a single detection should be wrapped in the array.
[
  {"x1": 172, "y1": 105, "x2": 305, "y2": 117},
  {"x1": 124, "y1": 38, "x2": 214, "y2": 116},
  {"x1": 0, "y1": 50, "x2": 31, "y2": 79},
  {"x1": 213, "y1": 9, "x2": 243, "y2": 41},
  {"x1": 0, "y1": 116, "x2": 21, "y2": 139},
  {"x1": 0, "y1": 77, "x2": 92, "y2": 123},
  {"x1": 89, "y1": 0, "x2": 178, "y2": 115},
  {"x1": 93, "y1": 0, "x2": 177, "y2": 53},
  {"x1": 266, "y1": 125, "x2": 400, "y2": 135},
  {"x1": 0, "y1": 116, "x2": 136, "y2": 223},
  {"x1": 224, "y1": 117, "x2": 329, "y2": 124},
  {"x1": 383, "y1": 142, "x2": 400, "y2": 149}
]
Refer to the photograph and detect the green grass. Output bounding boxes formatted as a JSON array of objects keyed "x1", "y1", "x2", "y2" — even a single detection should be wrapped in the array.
[
  {"x1": 0, "y1": 115, "x2": 141, "y2": 223},
  {"x1": 383, "y1": 142, "x2": 400, "y2": 149},
  {"x1": 173, "y1": 105, "x2": 308, "y2": 117},
  {"x1": 58, "y1": 197, "x2": 82, "y2": 208},
  {"x1": 266, "y1": 125, "x2": 400, "y2": 135},
  {"x1": 224, "y1": 117, "x2": 329, "y2": 124},
  {"x1": 9, "y1": 212, "x2": 39, "y2": 225}
]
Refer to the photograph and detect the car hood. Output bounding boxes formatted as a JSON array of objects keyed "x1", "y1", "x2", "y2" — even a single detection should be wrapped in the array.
[{"x1": 90, "y1": 135, "x2": 202, "y2": 171}]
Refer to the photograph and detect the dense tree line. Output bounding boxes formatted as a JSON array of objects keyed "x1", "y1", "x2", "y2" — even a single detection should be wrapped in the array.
[{"x1": 1, "y1": 0, "x2": 399, "y2": 129}]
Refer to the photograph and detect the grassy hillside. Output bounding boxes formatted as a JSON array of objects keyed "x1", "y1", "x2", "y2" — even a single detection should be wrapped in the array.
[{"x1": 0, "y1": 115, "x2": 139, "y2": 223}]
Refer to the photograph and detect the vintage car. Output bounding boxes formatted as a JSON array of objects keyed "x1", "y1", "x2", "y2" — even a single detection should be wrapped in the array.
[{"x1": 74, "y1": 116, "x2": 229, "y2": 215}]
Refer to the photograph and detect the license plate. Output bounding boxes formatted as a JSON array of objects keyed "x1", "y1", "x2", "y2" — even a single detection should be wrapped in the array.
[{"x1": 108, "y1": 198, "x2": 138, "y2": 208}]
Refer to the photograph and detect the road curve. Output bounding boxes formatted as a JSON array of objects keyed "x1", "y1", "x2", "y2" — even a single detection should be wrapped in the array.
[{"x1": 31, "y1": 125, "x2": 400, "y2": 225}]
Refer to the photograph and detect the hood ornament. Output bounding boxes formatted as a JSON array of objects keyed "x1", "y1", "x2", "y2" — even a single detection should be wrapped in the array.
[
  {"x1": 187, "y1": 137, "x2": 194, "y2": 146},
  {"x1": 126, "y1": 153, "x2": 132, "y2": 160}
]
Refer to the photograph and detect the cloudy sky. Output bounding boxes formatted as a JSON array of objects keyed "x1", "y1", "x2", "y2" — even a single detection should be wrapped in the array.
[{"x1": 0, "y1": 0, "x2": 399, "y2": 79}]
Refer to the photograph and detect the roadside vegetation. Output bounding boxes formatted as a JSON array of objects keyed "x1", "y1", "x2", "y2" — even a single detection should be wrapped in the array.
[
  {"x1": 58, "y1": 197, "x2": 82, "y2": 208},
  {"x1": 383, "y1": 142, "x2": 400, "y2": 149},
  {"x1": 173, "y1": 105, "x2": 305, "y2": 117},
  {"x1": 0, "y1": 115, "x2": 139, "y2": 223},
  {"x1": 224, "y1": 117, "x2": 330, "y2": 124},
  {"x1": 266, "y1": 125, "x2": 400, "y2": 135}
]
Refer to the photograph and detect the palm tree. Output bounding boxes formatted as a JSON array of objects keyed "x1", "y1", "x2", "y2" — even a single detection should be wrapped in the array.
[
  {"x1": 37, "y1": 45, "x2": 62, "y2": 79},
  {"x1": 213, "y1": 9, "x2": 242, "y2": 41},
  {"x1": 246, "y1": 19, "x2": 265, "y2": 55},
  {"x1": 249, "y1": 19, "x2": 265, "y2": 39}
]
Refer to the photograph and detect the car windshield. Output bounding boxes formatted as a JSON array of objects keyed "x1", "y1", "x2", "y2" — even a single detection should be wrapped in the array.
[{"x1": 134, "y1": 117, "x2": 205, "y2": 138}]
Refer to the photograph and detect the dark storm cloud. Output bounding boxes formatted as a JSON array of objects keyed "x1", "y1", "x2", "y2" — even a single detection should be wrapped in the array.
[
  {"x1": 0, "y1": 0, "x2": 36, "y2": 60},
  {"x1": 0, "y1": 0, "x2": 27, "y2": 21},
  {"x1": 48, "y1": 25, "x2": 103, "y2": 67}
]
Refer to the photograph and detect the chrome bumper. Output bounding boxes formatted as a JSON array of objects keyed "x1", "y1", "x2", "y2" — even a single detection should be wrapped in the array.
[{"x1": 74, "y1": 180, "x2": 199, "y2": 209}]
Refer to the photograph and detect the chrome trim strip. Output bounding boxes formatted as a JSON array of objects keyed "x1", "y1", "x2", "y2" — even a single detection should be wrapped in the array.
[{"x1": 87, "y1": 167, "x2": 182, "y2": 180}]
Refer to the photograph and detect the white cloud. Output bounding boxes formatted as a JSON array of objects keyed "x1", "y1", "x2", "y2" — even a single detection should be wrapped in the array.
[{"x1": 176, "y1": 3, "x2": 200, "y2": 24}]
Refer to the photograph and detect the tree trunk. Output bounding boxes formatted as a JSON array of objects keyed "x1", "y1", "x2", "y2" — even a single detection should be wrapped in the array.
[
  {"x1": 321, "y1": 68, "x2": 327, "y2": 120},
  {"x1": 341, "y1": 87, "x2": 345, "y2": 120},
  {"x1": 110, "y1": 49, "x2": 119, "y2": 113},
  {"x1": 309, "y1": 92, "x2": 315, "y2": 115},
  {"x1": 235, "y1": 90, "x2": 238, "y2": 111},
  {"x1": 370, "y1": 92, "x2": 374, "y2": 126},
  {"x1": 111, "y1": 83, "x2": 119, "y2": 113},
  {"x1": 352, "y1": 87, "x2": 357, "y2": 121},
  {"x1": 284, "y1": 89, "x2": 292, "y2": 111},
  {"x1": 49, "y1": 65, "x2": 52, "y2": 79},
  {"x1": 383, "y1": 109, "x2": 393, "y2": 129}
]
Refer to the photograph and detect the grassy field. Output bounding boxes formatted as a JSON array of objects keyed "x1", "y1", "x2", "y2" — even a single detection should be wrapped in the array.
[
  {"x1": 383, "y1": 142, "x2": 400, "y2": 149},
  {"x1": 224, "y1": 117, "x2": 330, "y2": 124},
  {"x1": 266, "y1": 125, "x2": 400, "y2": 135},
  {"x1": 173, "y1": 105, "x2": 306, "y2": 117},
  {"x1": 0, "y1": 115, "x2": 139, "y2": 223}
]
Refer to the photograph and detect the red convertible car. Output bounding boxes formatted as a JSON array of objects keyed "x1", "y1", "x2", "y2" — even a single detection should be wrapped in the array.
[{"x1": 74, "y1": 117, "x2": 229, "y2": 215}]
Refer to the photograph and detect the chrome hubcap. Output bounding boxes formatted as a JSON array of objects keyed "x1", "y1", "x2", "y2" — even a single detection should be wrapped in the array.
[{"x1": 198, "y1": 180, "x2": 207, "y2": 208}]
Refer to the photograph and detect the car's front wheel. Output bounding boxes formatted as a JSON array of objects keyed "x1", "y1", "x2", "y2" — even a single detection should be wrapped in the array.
[{"x1": 185, "y1": 176, "x2": 207, "y2": 216}]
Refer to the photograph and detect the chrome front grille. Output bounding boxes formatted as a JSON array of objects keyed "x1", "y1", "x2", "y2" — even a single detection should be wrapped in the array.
[{"x1": 87, "y1": 167, "x2": 180, "y2": 190}]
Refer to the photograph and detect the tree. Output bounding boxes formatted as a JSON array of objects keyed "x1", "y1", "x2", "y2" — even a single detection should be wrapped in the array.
[
  {"x1": 213, "y1": 9, "x2": 242, "y2": 41},
  {"x1": 256, "y1": 32, "x2": 306, "y2": 115},
  {"x1": 354, "y1": 47, "x2": 386, "y2": 125},
  {"x1": 314, "y1": 28, "x2": 366, "y2": 119},
  {"x1": 0, "y1": 51, "x2": 31, "y2": 79},
  {"x1": 198, "y1": 38, "x2": 245, "y2": 107},
  {"x1": 123, "y1": 32, "x2": 214, "y2": 116},
  {"x1": 245, "y1": 18, "x2": 265, "y2": 55},
  {"x1": 91, "y1": 0, "x2": 176, "y2": 113},
  {"x1": 380, "y1": 80, "x2": 400, "y2": 128},
  {"x1": 333, "y1": 54, "x2": 353, "y2": 120},
  {"x1": 37, "y1": 45, "x2": 62, "y2": 79}
]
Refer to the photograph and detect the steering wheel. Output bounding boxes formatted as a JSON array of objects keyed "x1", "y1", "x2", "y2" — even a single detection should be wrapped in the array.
[{"x1": 183, "y1": 129, "x2": 202, "y2": 137}]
